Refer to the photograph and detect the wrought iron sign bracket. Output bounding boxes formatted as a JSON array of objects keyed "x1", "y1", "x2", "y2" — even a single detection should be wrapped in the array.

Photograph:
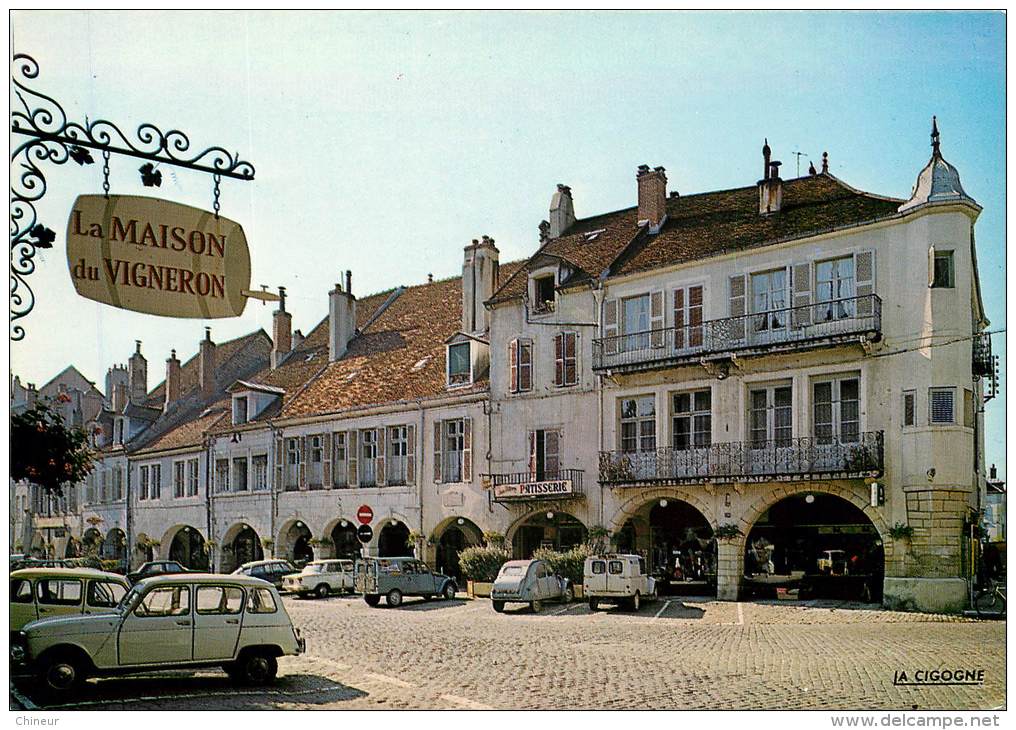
[{"x1": 10, "y1": 54, "x2": 256, "y2": 340}]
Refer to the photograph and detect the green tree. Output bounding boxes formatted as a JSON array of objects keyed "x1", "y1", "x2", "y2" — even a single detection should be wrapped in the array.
[{"x1": 11, "y1": 401, "x2": 93, "y2": 500}]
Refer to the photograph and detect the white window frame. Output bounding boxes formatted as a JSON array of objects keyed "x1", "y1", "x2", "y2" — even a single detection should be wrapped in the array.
[
  {"x1": 447, "y1": 341, "x2": 472, "y2": 387},
  {"x1": 360, "y1": 429, "x2": 378, "y2": 487},
  {"x1": 812, "y1": 375, "x2": 861, "y2": 445},
  {"x1": 233, "y1": 396, "x2": 249, "y2": 425},
  {"x1": 748, "y1": 383, "x2": 793, "y2": 447},
  {"x1": 443, "y1": 419, "x2": 465, "y2": 483},
  {"x1": 388, "y1": 425, "x2": 408, "y2": 486},
  {"x1": 187, "y1": 458, "x2": 199, "y2": 496},
  {"x1": 251, "y1": 454, "x2": 268, "y2": 491},
  {"x1": 671, "y1": 389, "x2": 712, "y2": 450},
  {"x1": 619, "y1": 395, "x2": 656, "y2": 453},
  {"x1": 138, "y1": 465, "x2": 149, "y2": 501},
  {"x1": 149, "y1": 464, "x2": 160, "y2": 500},
  {"x1": 173, "y1": 460, "x2": 186, "y2": 499}
]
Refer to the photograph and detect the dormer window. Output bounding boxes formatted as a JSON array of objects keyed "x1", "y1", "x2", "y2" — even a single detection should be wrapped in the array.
[
  {"x1": 232, "y1": 396, "x2": 249, "y2": 425},
  {"x1": 448, "y1": 342, "x2": 472, "y2": 386},
  {"x1": 533, "y1": 274, "x2": 556, "y2": 314}
]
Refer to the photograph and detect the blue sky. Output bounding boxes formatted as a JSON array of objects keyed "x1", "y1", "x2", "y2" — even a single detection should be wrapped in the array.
[{"x1": 10, "y1": 11, "x2": 1006, "y2": 474}]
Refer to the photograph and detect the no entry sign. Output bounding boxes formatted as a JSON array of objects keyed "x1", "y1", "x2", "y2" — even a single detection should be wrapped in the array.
[
  {"x1": 357, "y1": 505, "x2": 373, "y2": 524},
  {"x1": 357, "y1": 524, "x2": 373, "y2": 544}
]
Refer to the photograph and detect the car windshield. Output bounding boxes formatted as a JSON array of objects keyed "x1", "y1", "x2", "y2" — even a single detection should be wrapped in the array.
[{"x1": 501, "y1": 566, "x2": 524, "y2": 576}]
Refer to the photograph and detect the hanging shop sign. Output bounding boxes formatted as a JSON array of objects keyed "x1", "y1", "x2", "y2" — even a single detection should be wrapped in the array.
[
  {"x1": 66, "y1": 194, "x2": 251, "y2": 318},
  {"x1": 493, "y1": 479, "x2": 574, "y2": 501}
]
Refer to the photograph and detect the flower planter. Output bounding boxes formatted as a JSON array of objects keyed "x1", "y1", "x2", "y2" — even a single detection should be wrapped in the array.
[
  {"x1": 572, "y1": 585, "x2": 584, "y2": 600},
  {"x1": 466, "y1": 580, "x2": 493, "y2": 598}
]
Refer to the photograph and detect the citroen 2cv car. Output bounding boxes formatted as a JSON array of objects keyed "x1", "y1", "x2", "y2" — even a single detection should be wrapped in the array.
[
  {"x1": 11, "y1": 567, "x2": 130, "y2": 633},
  {"x1": 584, "y1": 554, "x2": 658, "y2": 611},
  {"x1": 354, "y1": 557, "x2": 457, "y2": 607},
  {"x1": 490, "y1": 559, "x2": 574, "y2": 613},
  {"x1": 11, "y1": 573, "x2": 305, "y2": 698}
]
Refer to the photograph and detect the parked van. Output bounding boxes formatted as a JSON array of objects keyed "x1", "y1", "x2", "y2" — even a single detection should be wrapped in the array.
[
  {"x1": 583, "y1": 555, "x2": 657, "y2": 611},
  {"x1": 10, "y1": 567, "x2": 130, "y2": 633}
]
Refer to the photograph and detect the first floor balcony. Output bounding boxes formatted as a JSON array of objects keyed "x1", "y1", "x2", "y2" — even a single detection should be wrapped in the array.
[
  {"x1": 598, "y1": 431, "x2": 884, "y2": 486},
  {"x1": 592, "y1": 295, "x2": 881, "y2": 374},
  {"x1": 487, "y1": 469, "x2": 585, "y2": 503}
]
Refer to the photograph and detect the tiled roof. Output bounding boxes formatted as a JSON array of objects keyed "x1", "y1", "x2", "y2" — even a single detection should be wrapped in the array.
[
  {"x1": 134, "y1": 405, "x2": 228, "y2": 455},
  {"x1": 489, "y1": 173, "x2": 902, "y2": 302}
]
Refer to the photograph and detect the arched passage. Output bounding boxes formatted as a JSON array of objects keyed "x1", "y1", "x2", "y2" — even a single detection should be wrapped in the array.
[
  {"x1": 104, "y1": 528, "x2": 127, "y2": 563},
  {"x1": 222, "y1": 524, "x2": 263, "y2": 573},
  {"x1": 164, "y1": 525, "x2": 208, "y2": 571},
  {"x1": 378, "y1": 520, "x2": 411, "y2": 557},
  {"x1": 510, "y1": 511, "x2": 587, "y2": 559},
  {"x1": 433, "y1": 517, "x2": 483, "y2": 580},
  {"x1": 329, "y1": 520, "x2": 362, "y2": 561},
  {"x1": 64, "y1": 537, "x2": 81, "y2": 558},
  {"x1": 82, "y1": 528, "x2": 103, "y2": 556},
  {"x1": 742, "y1": 491, "x2": 885, "y2": 602},
  {"x1": 277, "y1": 520, "x2": 313, "y2": 566}
]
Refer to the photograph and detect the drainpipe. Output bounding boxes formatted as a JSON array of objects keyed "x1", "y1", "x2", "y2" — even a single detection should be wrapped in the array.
[
  {"x1": 416, "y1": 400, "x2": 425, "y2": 536},
  {"x1": 124, "y1": 458, "x2": 132, "y2": 571},
  {"x1": 269, "y1": 422, "x2": 280, "y2": 559},
  {"x1": 592, "y1": 284, "x2": 606, "y2": 528},
  {"x1": 205, "y1": 435, "x2": 214, "y2": 571}
]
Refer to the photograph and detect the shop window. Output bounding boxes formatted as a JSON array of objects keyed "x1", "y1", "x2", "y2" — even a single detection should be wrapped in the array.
[
  {"x1": 932, "y1": 251, "x2": 955, "y2": 288},
  {"x1": 929, "y1": 387, "x2": 955, "y2": 424},
  {"x1": 672, "y1": 390, "x2": 711, "y2": 449}
]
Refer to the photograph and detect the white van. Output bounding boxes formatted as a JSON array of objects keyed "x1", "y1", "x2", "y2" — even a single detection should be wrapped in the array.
[{"x1": 583, "y1": 554, "x2": 657, "y2": 611}]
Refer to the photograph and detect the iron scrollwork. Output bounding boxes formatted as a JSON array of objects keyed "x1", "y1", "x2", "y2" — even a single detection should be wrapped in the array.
[{"x1": 9, "y1": 53, "x2": 256, "y2": 340}]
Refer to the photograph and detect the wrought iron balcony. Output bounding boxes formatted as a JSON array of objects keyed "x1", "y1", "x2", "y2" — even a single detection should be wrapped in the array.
[
  {"x1": 486, "y1": 469, "x2": 584, "y2": 502},
  {"x1": 599, "y1": 432, "x2": 884, "y2": 486},
  {"x1": 592, "y1": 295, "x2": 881, "y2": 373},
  {"x1": 972, "y1": 332, "x2": 995, "y2": 377}
]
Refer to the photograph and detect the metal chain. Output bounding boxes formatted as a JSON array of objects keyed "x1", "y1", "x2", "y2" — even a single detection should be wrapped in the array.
[
  {"x1": 102, "y1": 150, "x2": 110, "y2": 199},
  {"x1": 212, "y1": 173, "x2": 221, "y2": 219}
]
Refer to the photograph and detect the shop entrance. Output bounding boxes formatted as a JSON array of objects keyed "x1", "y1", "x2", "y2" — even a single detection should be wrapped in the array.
[
  {"x1": 167, "y1": 526, "x2": 208, "y2": 570},
  {"x1": 742, "y1": 492, "x2": 884, "y2": 602},
  {"x1": 378, "y1": 521, "x2": 411, "y2": 557},
  {"x1": 330, "y1": 521, "x2": 361, "y2": 561},
  {"x1": 618, "y1": 500, "x2": 715, "y2": 596},
  {"x1": 511, "y1": 512, "x2": 587, "y2": 559},
  {"x1": 435, "y1": 518, "x2": 482, "y2": 579},
  {"x1": 225, "y1": 525, "x2": 264, "y2": 572},
  {"x1": 280, "y1": 522, "x2": 313, "y2": 567}
]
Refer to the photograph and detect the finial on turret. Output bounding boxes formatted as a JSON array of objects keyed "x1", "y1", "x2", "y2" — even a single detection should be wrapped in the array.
[
  {"x1": 821, "y1": 152, "x2": 829, "y2": 174},
  {"x1": 931, "y1": 115, "x2": 940, "y2": 156}
]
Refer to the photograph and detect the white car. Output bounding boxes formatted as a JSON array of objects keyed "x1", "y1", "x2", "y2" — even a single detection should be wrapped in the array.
[
  {"x1": 584, "y1": 554, "x2": 658, "y2": 611},
  {"x1": 282, "y1": 559, "x2": 355, "y2": 598}
]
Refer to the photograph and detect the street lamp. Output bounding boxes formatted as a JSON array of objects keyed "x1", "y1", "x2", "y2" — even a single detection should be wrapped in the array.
[
  {"x1": 660, "y1": 499, "x2": 669, "y2": 508},
  {"x1": 805, "y1": 494, "x2": 815, "y2": 504},
  {"x1": 546, "y1": 511, "x2": 555, "y2": 521}
]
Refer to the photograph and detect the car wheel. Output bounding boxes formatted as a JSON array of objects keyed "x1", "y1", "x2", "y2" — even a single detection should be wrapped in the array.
[
  {"x1": 39, "y1": 653, "x2": 86, "y2": 696},
  {"x1": 588, "y1": 598, "x2": 599, "y2": 611},
  {"x1": 492, "y1": 601, "x2": 505, "y2": 613},
  {"x1": 531, "y1": 599, "x2": 542, "y2": 613},
  {"x1": 315, "y1": 584, "x2": 330, "y2": 599},
  {"x1": 363, "y1": 594, "x2": 381, "y2": 607},
  {"x1": 443, "y1": 582, "x2": 457, "y2": 600},
  {"x1": 631, "y1": 592, "x2": 641, "y2": 612},
  {"x1": 233, "y1": 651, "x2": 278, "y2": 686},
  {"x1": 562, "y1": 585, "x2": 574, "y2": 604},
  {"x1": 386, "y1": 589, "x2": 403, "y2": 608}
]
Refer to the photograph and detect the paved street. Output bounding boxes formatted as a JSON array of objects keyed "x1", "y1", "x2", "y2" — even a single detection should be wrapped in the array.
[{"x1": 18, "y1": 593, "x2": 1006, "y2": 711}]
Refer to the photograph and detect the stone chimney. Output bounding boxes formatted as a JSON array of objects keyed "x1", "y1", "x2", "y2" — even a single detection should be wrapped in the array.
[
  {"x1": 292, "y1": 329, "x2": 305, "y2": 351},
  {"x1": 637, "y1": 165, "x2": 668, "y2": 232},
  {"x1": 105, "y1": 365, "x2": 128, "y2": 410},
  {"x1": 548, "y1": 184, "x2": 575, "y2": 239},
  {"x1": 758, "y1": 142, "x2": 783, "y2": 215},
  {"x1": 199, "y1": 327, "x2": 216, "y2": 397},
  {"x1": 328, "y1": 271, "x2": 357, "y2": 362},
  {"x1": 462, "y1": 236, "x2": 500, "y2": 335},
  {"x1": 112, "y1": 381, "x2": 128, "y2": 412},
  {"x1": 271, "y1": 286, "x2": 292, "y2": 370},
  {"x1": 128, "y1": 340, "x2": 147, "y2": 404},
  {"x1": 164, "y1": 349, "x2": 181, "y2": 408}
]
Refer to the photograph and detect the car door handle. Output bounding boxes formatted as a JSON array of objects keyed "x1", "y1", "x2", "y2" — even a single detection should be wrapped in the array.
[
  {"x1": 225, "y1": 618, "x2": 239, "y2": 625},
  {"x1": 175, "y1": 619, "x2": 191, "y2": 626}
]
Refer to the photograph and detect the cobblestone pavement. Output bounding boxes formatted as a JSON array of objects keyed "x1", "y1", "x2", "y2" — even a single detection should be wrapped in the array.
[{"x1": 20, "y1": 594, "x2": 1006, "y2": 711}]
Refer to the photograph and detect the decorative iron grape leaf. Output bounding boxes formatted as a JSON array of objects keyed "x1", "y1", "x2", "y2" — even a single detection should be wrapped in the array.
[
  {"x1": 139, "y1": 162, "x2": 162, "y2": 187},
  {"x1": 68, "y1": 145, "x2": 94, "y2": 165},
  {"x1": 29, "y1": 224, "x2": 56, "y2": 248}
]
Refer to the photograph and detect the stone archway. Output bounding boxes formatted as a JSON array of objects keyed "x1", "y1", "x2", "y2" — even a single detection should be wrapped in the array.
[
  {"x1": 432, "y1": 517, "x2": 483, "y2": 580},
  {"x1": 104, "y1": 528, "x2": 127, "y2": 563},
  {"x1": 221, "y1": 523, "x2": 263, "y2": 573},
  {"x1": 327, "y1": 519, "x2": 362, "y2": 561},
  {"x1": 163, "y1": 525, "x2": 208, "y2": 571},
  {"x1": 507, "y1": 510, "x2": 587, "y2": 559},
  {"x1": 377, "y1": 520, "x2": 411, "y2": 557},
  {"x1": 277, "y1": 519, "x2": 313, "y2": 566}
]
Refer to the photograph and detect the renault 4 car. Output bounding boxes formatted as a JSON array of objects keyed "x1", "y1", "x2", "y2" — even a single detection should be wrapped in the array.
[
  {"x1": 584, "y1": 554, "x2": 658, "y2": 611},
  {"x1": 354, "y1": 557, "x2": 457, "y2": 607},
  {"x1": 10, "y1": 567, "x2": 130, "y2": 633},
  {"x1": 11, "y1": 573, "x2": 305, "y2": 698},
  {"x1": 490, "y1": 559, "x2": 573, "y2": 613}
]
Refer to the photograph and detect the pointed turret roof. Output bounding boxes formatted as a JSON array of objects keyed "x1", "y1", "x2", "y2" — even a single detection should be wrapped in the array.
[{"x1": 899, "y1": 116, "x2": 978, "y2": 213}]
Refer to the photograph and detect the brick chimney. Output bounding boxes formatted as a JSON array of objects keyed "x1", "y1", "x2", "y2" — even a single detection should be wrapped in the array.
[
  {"x1": 758, "y1": 140, "x2": 783, "y2": 215},
  {"x1": 164, "y1": 349, "x2": 181, "y2": 408},
  {"x1": 199, "y1": 327, "x2": 216, "y2": 397},
  {"x1": 547, "y1": 184, "x2": 576, "y2": 239},
  {"x1": 128, "y1": 340, "x2": 147, "y2": 404},
  {"x1": 271, "y1": 286, "x2": 292, "y2": 370},
  {"x1": 328, "y1": 271, "x2": 357, "y2": 362},
  {"x1": 637, "y1": 165, "x2": 668, "y2": 232},
  {"x1": 462, "y1": 236, "x2": 500, "y2": 334}
]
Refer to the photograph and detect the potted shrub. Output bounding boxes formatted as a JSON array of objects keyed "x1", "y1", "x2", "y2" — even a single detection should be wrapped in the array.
[
  {"x1": 888, "y1": 522, "x2": 914, "y2": 542},
  {"x1": 459, "y1": 544, "x2": 510, "y2": 598},
  {"x1": 714, "y1": 523, "x2": 744, "y2": 541},
  {"x1": 533, "y1": 544, "x2": 595, "y2": 599},
  {"x1": 587, "y1": 525, "x2": 610, "y2": 554}
]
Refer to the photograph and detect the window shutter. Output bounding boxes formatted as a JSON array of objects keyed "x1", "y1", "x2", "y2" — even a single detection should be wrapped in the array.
[
  {"x1": 603, "y1": 298, "x2": 618, "y2": 355},
  {"x1": 376, "y1": 427, "x2": 386, "y2": 486},
  {"x1": 545, "y1": 430, "x2": 560, "y2": 477},
  {"x1": 528, "y1": 431, "x2": 537, "y2": 477},
  {"x1": 519, "y1": 339, "x2": 533, "y2": 391},
  {"x1": 322, "y1": 432, "x2": 332, "y2": 488},
  {"x1": 673, "y1": 289, "x2": 686, "y2": 349},
  {"x1": 554, "y1": 333, "x2": 564, "y2": 386},
  {"x1": 650, "y1": 290, "x2": 665, "y2": 348},
  {"x1": 299, "y1": 436, "x2": 308, "y2": 490},
  {"x1": 406, "y1": 424, "x2": 416, "y2": 484},
  {"x1": 855, "y1": 250, "x2": 876, "y2": 317},
  {"x1": 565, "y1": 332, "x2": 577, "y2": 385},
  {"x1": 509, "y1": 340, "x2": 518, "y2": 393},
  {"x1": 792, "y1": 262, "x2": 812, "y2": 328},
  {"x1": 433, "y1": 421, "x2": 443, "y2": 483},
  {"x1": 729, "y1": 274, "x2": 747, "y2": 342},
  {"x1": 347, "y1": 431, "x2": 359, "y2": 487},
  {"x1": 274, "y1": 435, "x2": 284, "y2": 492},
  {"x1": 462, "y1": 417, "x2": 473, "y2": 482},
  {"x1": 927, "y1": 245, "x2": 936, "y2": 288}
]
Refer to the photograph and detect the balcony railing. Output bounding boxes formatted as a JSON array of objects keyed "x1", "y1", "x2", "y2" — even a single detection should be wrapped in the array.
[
  {"x1": 972, "y1": 332, "x2": 994, "y2": 377},
  {"x1": 487, "y1": 469, "x2": 584, "y2": 502},
  {"x1": 599, "y1": 432, "x2": 884, "y2": 486},
  {"x1": 592, "y1": 295, "x2": 881, "y2": 373}
]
